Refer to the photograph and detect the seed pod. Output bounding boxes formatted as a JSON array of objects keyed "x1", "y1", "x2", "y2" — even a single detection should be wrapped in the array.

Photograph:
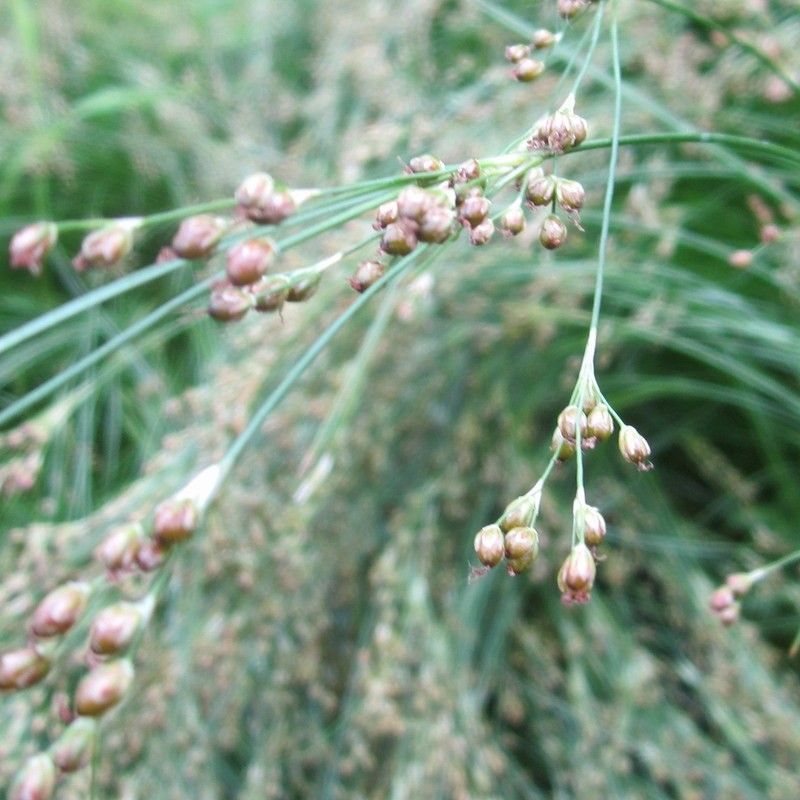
[
  {"x1": 539, "y1": 214, "x2": 567, "y2": 249},
  {"x1": 73, "y1": 224, "x2": 134, "y2": 271},
  {"x1": 208, "y1": 283, "x2": 253, "y2": 322},
  {"x1": 135, "y1": 538, "x2": 167, "y2": 572},
  {"x1": 500, "y1": 495, "x2": 537, "y2": 532},
  {"x1": 373, "y1": 201, "x2": 399, "y2": 229},
  {"x1": 557, "y1": 405, "x2": 587, "y2": 442},
  {"x1": 235, "y1": 171, "x2": 274, "y2": 206},
  {"x1": 0, "y1": 647, "x2": 51, "y2": 691},
  {"x1": 532, "y1": 28, "x2": 556, "y2": 49},
  {"x1": 726, "y1": 572, "x2": 755, "y2": 598},
  {"x1": 529, "y1": 94, "x2": 588, "y2": 153},
  {"x1": 558, "y1": 0, "x2": 589, "y2": 19},
  {"x1": 153, "y1": 497, "x2": 198, "y2": 544},
  {"x1": 31, "y1": 582, "x2": 91, "y2": 638},
  {"x1": 380, "y1": 220, "x2": 418, "y2": 256},
  {"x1": 500, "y1": 206, "x2": 526, "y2": 236},
  {"x1": 75, "y1": 659, "x2": 134, "y2": 717},
  {"x1": 349, "y1": 260, "x2": 386, "y2": 293},
  {"x1": 618, "y1": 425, "x2": 653, "y2": 471},
  {"x1": 469, "y1": 218, "x2": 495, "y2": 246},
  {"x1": 407, "y1": 154, "x2": 444, "y2": 174},
  {"x1": 556, "y1": 179, "x2": 586, "y2": 212},
  {"x1": 95, "y1": 523, "x2": 143, "y2": 572},
  {"x1": 10, "y1": 222, "x2": 58, "y2": 276},
  {"x1": 587, "y1": 404, "x2": 614, "y2": 441},
  {"x1": 504, "y1": 526, "x2": 539, "y2": 575},
  {"x1": 455, "y1": 158, "x2": 481, "y2": 183},
  {"x1": 418, "y1": 206, "x2": 455, "y2": 244},
  {"x1": 9, "y1": 754, "x2": 56, "y2": 800},
  {"x1": 226, "y1": 237, "x2": 275, "y2": 286},
  {"x1": 89, "y1": 603, "x2": 142, "y2": 656},
  {"x1": 51, "y1": 718, "x2": 97, "y2": 773},
  {"x1": 525, "y1": 174, "x2": 556, "y2": 206},
  {"x1": 551, "y1": 429, "x2": 576, "y2": 462},
  {"x1": 250, "y1": 275, "x2": 291, "y2": 312},
  {"x1": 459, "y1": 193, "x2": 490, "y2": 227},
  {"x1": 474, "y1": 524, "x2": 505, "y2": 568},
  {"x1": 583, "y1": 505, "x2": 607, "y2": 547},
  {"x1": 557, "y1": 543, "x2": 596, "y2": 603},
  {"x1": 287, "y1": 271, "x2": 322, "y2": 302},
  {"x1": 709, "y1": 585, "x2": 740, "y2": 625},
  {"x1": 235, "y1": 172, "x2": 296, "y2": 224},
  {"x1": 760, "y1": 223, "x2": 780, "y2": 244},
  {"x1": 171, "y1": 215, "x2": 226, "y2": 259},
  {"x1": 396, "y1": 186, "x2": 433, "y2": 222},
  {"x1": 728, "y1": 249, "x2": 752, "y2": 269},
  {"x1": 512, "y1": 58, "x2": 545, "y2": 83},
  {"x1": 504, "y1": 43, "x2": 531, "y2": 63}
]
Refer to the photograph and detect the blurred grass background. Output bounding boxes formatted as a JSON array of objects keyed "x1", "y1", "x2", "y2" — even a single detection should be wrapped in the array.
[{"x1": 1, "y1": 0, "x2": 800, "y2": 797}]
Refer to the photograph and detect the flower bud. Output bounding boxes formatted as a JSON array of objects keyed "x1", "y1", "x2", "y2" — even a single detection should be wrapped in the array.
[
  {"x1": 95, "y1": 523, "x2": 143, "y2": 573},
  {"x1": 407, "y1": 154, "x2": 444, "y2": 174},
  {"x1": 171, "y1": 215, "x2": 226, "y2": 259},
  {"x1": 539, "y1": 214, "x2": 567, "y2": 249},
  {"x1": 557, "y1": 543, "x2": 596, "y2": 604},
  {"x1": 31, "y1": 582, "x2": 91, "y2": 638},
  {"x1": 250, "y1": 274, "x2": 290, "y2": 312},
  {"x1": 558, "y1": 0, "x2": 589, "y2": 19},
  {"x1": 504, "y1": 526, "x2": 539, "y2": 575},
  {"x1": 51, "y1": 718, "x2": 97, "y2": 773},
  {"x1": 459, "y1": 193, "x2": 490, "y2": 227},
  {"x1": 500, "y1": 205, "x2": 526, "y2": 236},
  {"x1": 512, "y1": 58, "x2": 545, "y2": 83},
  {"x1": 153, "y1": 497, "x2": 198, "y2": 544},
  {"x1": 618, "y1": 425, "x2": 653, "y2": 471},
  {"x1": 10, "y1": 222, "x2": 58, "y2": 275},
  {"x1": 551, "y1": 429, "x2": 575, "y2": 462},
  {"x1": 0, "y1": 647, "x2": 51, "y2": 691},
  {"x1": 235, "y1": 173, "x2": 296, "y2": 224},
  {"x1": 500, "y1": 495, "x2": 537, "y2": 532},
  {"x1": 474, "y1": 524, "x2": 505, "y2": 568},
  {"x1": 726, "y1": 572, "x2": 755, "y2": 598},
  {"x1": 455, "y1": 158, "x2": 481, "y2": 183},
  {"x1": 73, "y1": 223, "x2": 134, "y2": 270},
  {"x1": 348, "y1": 260, "x2": 386, "y2": 293},
  {"x1": 208, "y1": 283, "x2": 253, "y2": 322},
  {"x1": 287, "y1": 271, "x2": 322, "y2": 302},
  {"x1": 380, "y1": 220, "x2": 418, "y2": 256},
  {"x1": 504, "y1": 43, "x2": 530, "y2": 63},
  {"x1": 469, "y1": 218, "x2": 495, "y2": 246},
  {"x1": 225, "y1": 237, "x2": 275, "y2": 286},
  {"x1": 525, "y1": 174, "x2": 556, "y2": 206},
  {"x1": 557, "y1": 405, "x2": 587, "y2": 442},
  {"x1": 397, "y1": 186, "x2": 433, "y2": 222},
  {"x1": 709, "y1": 585, "x2": 740, "y2": 625},
  {"x1": 583, "y1": 505, "x2": 607, "y2": 547},
  {"x1": 89, "y1": 603, "x2": 143, "y2": 655},
  {"x1": 75, "y1": 659, "x2": 134, "y2": 716},
  {"x1": 9, "y1": 754, "x2": 56, "y2": 800},
  {"x1": 373, "y1": 201, "x2": 399, "y2": 229},
  {"x1": 135, "y1": 538, "x2": 167, "y2": 572},
  {"x1": 529, "y1": 94, "x2": 589, "y2": 153},
  {"x1": 728, "y1": 249, "x2": 752, "y2": 269},
  {"x1": 760, "y1": 223, "x2": 780, "y2": 244},
  {"x1": 532, "y1": 28, "x2": 556, "y2": 49},
  {"x1": 418, "y1": 206, "x2": 455, "y2": 244},
  {"x1": 587, "y1": 404, "x2": 614, "y2": 441},
  {"x1": 556, "y1": 179, "x2": 586, "y2": 212}
]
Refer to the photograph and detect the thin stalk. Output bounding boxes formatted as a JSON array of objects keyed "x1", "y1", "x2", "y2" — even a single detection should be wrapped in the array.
[
  {"x1": 751, "y1": 548, "x2": 800, "y2": 583},
  {"x1": 569, "y1": 1, "x2": 605, "y2": 96}
]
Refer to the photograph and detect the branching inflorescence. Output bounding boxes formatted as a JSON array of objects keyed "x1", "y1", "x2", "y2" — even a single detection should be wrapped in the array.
[{"x1": 2, "y1": 0, "x2": 799, "y2": 795}]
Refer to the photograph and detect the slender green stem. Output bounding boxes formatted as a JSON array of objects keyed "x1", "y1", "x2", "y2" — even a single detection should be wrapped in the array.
[
  {"x1": 569, "y1": 2, "x2": 605, "y2": 96},
  {"x1": 751, "y1": 548, "x2": 800, "y2": 583}
]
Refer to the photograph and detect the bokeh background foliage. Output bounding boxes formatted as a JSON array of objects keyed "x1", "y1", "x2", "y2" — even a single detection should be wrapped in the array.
[{"x1": 1, "y1": 0, "x2": 800, "y2": 797}]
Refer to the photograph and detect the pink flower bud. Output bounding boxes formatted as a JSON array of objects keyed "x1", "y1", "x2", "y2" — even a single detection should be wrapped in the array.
[
  {"x1": 557, "y1": 543, "x2": 596, "y2": 604},
  {"x1": 380, "y1": 220, "x2": 418, "y2": 256},
  {"x1": 512, "y1": 57, "x2": 545, "y2": 83},
  {"x1": 500, "y1": 495, "x2": 537, "y2": 532},
  {"x1": 73, "y1": 224, "x2": 134, "y2": 271},
  {"x1": 418, "y1": 206, "x2": 455, "y2": 244},
  {"x1": 9, "y1": 222, "x2": 58, "y2": 276},
  {"x1": 558, "y1": 0, "x2": 589, "y2": 20},
  {"x1": 539, "y1": 214, "x2": 567, "y2": 249},
  {"x1": 348, "y1": 260, "x2": 386, "y2": 293},
  {"x1": 587, "y1": 404, "x2": 614, "y2": 440},
  {"x1": 9, "y1": 754, "x2": 56, "y2": 800},
  {"x1": 504, "y1": 43, "x2": 531, "y2": 63},
  {"x1": 95, "y1": 523, "x2": 143, "y2": 572},
  {"x1": 556, "y1": 179, "x2": 586, "y2": 212},
  {"x1": 75, "y1": 659, "x2": 134, "y2": 716},
  {"x1": 31, "y1": 582, "x2": 90, "y2": 638},
  {"x1": 500, "y1": 206, "x2": 526, "y2": 236},
  {"x1": 525, "y1": 174, "x2": 556, "y2": 207},
  {"x1": 153, "y1": 497, "x2": 198, "y2": 544},
  {"x1": 618, "y1": 425, "x2": 653, "y2": 471},
  {"x1": 455, "y1": 158, "x2": 481, "y2": 183},
  {"x1": 0, "y1": 647, "x2": 51, "y2": 691},
  {"x1": 171, "y1": 215, "x2": 226, "y2": 259},
  {"x1": 89, "y1": 603, "x2": 142, "y2": 655},
  {"x1": 373, "y1": 201, "x2": 399, "y2": 229},
  {"x1": 504, "y1": 526, "x2": 540, "y2": 575},
  {"x1": 135, "y1": 538, "x2": 167, "y2": 572},
  {"x1": 407, "y1": 154, "x2": 444, "y2": 174},
  {"x1": 459, "y1": 193, "x2": 491, "y2": 227},
  {"x1": 469, "y1": 218, "x2": 495, "y2": 246},
  {"x1": 474, "y1": 524, "x2": 505, "y2": 568},
  {"x1": 225, "y1": 237, "x2": 275, "y2": 286},
  {"x1": 583, "y1": 505, "x2": 607, "y2": 547},
  {"x1": 557, "y1": 405, "x2": 587, "y2": 442},
  {"x1": 397, "y1": 186, "x2": 433, "y2": 222},
  {"x1": 208, "y1": 283, "x2": 253, "y2": 322},
  {"x1": 726, "y1": 572, "x2": 755, "y2": 597},
  {"x1": 235, "y1": 172, "x2": 296, "y2": 224},
  {"x1": 50, "y1": 718, "x2": 97, "y2": 773},
  {"x1": 709, "y1": 585, "x2": 735, "y2": 613},
  {"x1": 529, "y1": 94, "x2": 588, "y2": 153},
  {"x1": 532, "y1": 28, "x2": 556, "y2": 49}
]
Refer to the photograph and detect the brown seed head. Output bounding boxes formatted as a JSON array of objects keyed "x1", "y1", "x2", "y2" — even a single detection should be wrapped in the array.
[
  {"x1": 154, "y1": 497, "x2": 199, "y2": 544},
  {"x1": 286, "y1": 271, "x2": 322, "y2": 302},
  {"x1": 500, "y1": 206, "x2": 526, "y2": 236},
  {"x1": 380, "y1": 220, "x2": 418, "y2": 256},
  {"x1": 171, "y1": 215, "x2": 226, "y2": 259},
  {"x1": 135, "y1": 538, "x2": 167, "y2": 572},
  {"x1": 551, "y1": 428, "x2": 576, "y2": 462},
  {"x1": 73, "y1": 224, "x2": 134, "y2": 271},
  {"x1": 407, "y1": 154, "x2": 444, "y2": 174},
  {"x1": 513, "y1": 57, "x2": 545, "y2": 82},
  {"x1": 250, "y1": 275, "x2": 291, "y2": 312},
  {"x1": 558, "y1": 405, "x2": 588, "y2": 442},
  {"x1": 558, "y1": 0, "x2": 589, "y2": 19},
  {"x1": 89, "y1": 603, "x2": 142, "y2": 656},
  {"x1": 208, "y1": 283, "x2": 253, "y2": 322},
  {"x1": 505, "y1": 526, "x2": 540, "y2": 575},
  {"x1": 539, "y1": 214, "x2": 568, "y2": 249},
  {"x1": 418, "y1": 206, "x2": 455, "y2": 244},
  {"x1": 9, "y1": 754, "x2": 56, "y2": 800},
  {"x1": 75, "y1": 659, "x2": 134, "y2": 717},
  {"x1": 532, "y1": 28, "x2": 556, "y2": 49},
  {"x1": 0, "y1": 647, "x2": 51, "y2": 691},
  {"x1": 587, "y1": 404, "x2": 614, "y2": 441},
  {"x1": 235, "y1": 172, "x2": 295, "y2": 224},
  {"x1": 556, "y1": 179, "x2": 586, "y2": 212},
  {"x1": 373, "y1": 201, "x2": 399, "y2": 229},
  {"x1": 500, "y1": 495, "x2": 537, "y2": 532},
  {"x1": 525, "y1": 174, "x2": 556, "y2": 206},
  {"x1": 455, "y1": 158, "x2": 481, "y2": 183},
  {"x1": 469, "y1": 218, "x2": 495, "y2": 246},
  {"x1": 31, "y1": 582, "x2": 91, "y2": 638},
  {"x1": 226, "y1": 237, "x2": 275, "y2": 286},
  {"x1": 583, "y1": 505, "x2": 607, "y2": 547},
  {"x1": 557, "y1": 543, "x2": 596, "y2": 604},
  {"x1": 397, "y1": 186, "x2": 433, "y2": 222},
  {"x1": 10, "y1": 222, "x2": 58, "y2": 276},
  {"x1": 474, "y1": 524, "x2": 505, "y2": 568},
  {"x1": 460, "y1": 193, "x2": 491, "y2": 227},
  {"x1": 51, "y1": 718, "x2": 97, "y2": 773},
  {"x1": 529, "y1": 94, "x2": 589, "y2": 153},
  {"x1": 95, "y1": 523, "x2": 143, "y2": 573},
  {"x1": 349, "y1": 260, "x2": 386, "y2": 293},
  {"x1": 504, "y1": 43, "x2": 531, "y2": 62},
  {"x1": 618, "y1": 425, "x2": 653, "y2": 470}
]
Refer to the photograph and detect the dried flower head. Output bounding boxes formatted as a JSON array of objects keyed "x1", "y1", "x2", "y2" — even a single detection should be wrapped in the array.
[
  {"x1": 558, "y1": 0, "x2": 589, "y2": 19},
  {"x1": 474, "y1": 524, "x2": 505, "y2": 568},
  {"x1": 397, "y1": 186, "x2": 433, "y2": 222},
  {"x1": 9, "y1": 222, "x2": 58, "y2": 275},
  {"x1": 557, "y1": 543, "x2": 596, "y2": 604},
  {"x1": 525, "y1": 174, "x2": 556, "y2": 207},
  {"x1": 171, "y1": 214, "x2": 226, "y2": 259},
  {"x1": 73, "y1": 222, "x2": 135, "y2": 271},
  {"x1": 469, "y1": 218, "x2": 495, "y2": 246},
  {"x1": 505, "y1": 43, "x2": 531, "y2": 63},
  {"x1": 557, "y1": 405, "x2": 588, "y2": 442},
  {"x1": 455, "y1": 158, "x2": 481, "y2": 183},
  {"x1": 208, "y1": 283, "x2": 253, "y2": 322},
  {"x1": 153, "y1": 497, "x2": 199, "y2": 544},
  {"x1": 0, "y1": 647, "x2": 51, "y2": 691},
  {"x1": 89, "y1": 603, "x2": 143, "y2": 656},
  {"x1": 551, "y1": 429, "x2": 576, "y2": 462},
  {"x1": 419, "y1": 205, "x2": 455, "y2": 244},
  {"x1": 512, "y1": 57, "x2": 545, "y2": 83},
  {"x1": 500, "y1": 494, "x2": 537, "y2": 532},
  {"x1": 539, "y1": 214, "x2": 568, "y2": 249},
  {"x1": 407, "y1": 154, "x2": 445, "y2": 174},
  {"x1": 349, "y1": 260, "x2": 386, "y2": 293},
  {"x1": 618, "y1": 425, "x2": 653, "y2": 471},
  {"x1": 31, "y1": 582, "x2": 91, "y2": 638},
  {"x1": 583, "y1": 505, "x2": 607, "y2": 547},
  {"x1": 95, "y1": 523, "x2": 143, "y2": 573},
  {"x1": 587, "y1": 404, "x2": 614, "y2": 441},
  {"x1": 532, "y1": 28, "x2": 556, "y2": 49},
  {"x1": 500, "y1": 205, "x2": 526, "y2": 236},
  {"x1": 556, "y1": 178, "x2": 586, "y2": 212},
  {"x1": 226, "y1": 237, "x2": 276, "y2": 286},
  {"x1": 504, "y1": 526, "x2": 540, "y2": 575},
  {"x1": 459, "y1": 192, "x2": 491, "y2": 228},
  {"x1": 380, "y1": 220, "x2": 418, "y2": 256},
  {"x1": 75, "y1": 659, "x2": 135, "y2": 716},
  {"x1": 373, "y1": 201, "x2": 399, "y2": 229},
  {"x1": 235, "y1": 172, "x2": 296, "y2": 224},
  {"x1": 529, "y1": 94, "x2": 588, "y2": 153}
]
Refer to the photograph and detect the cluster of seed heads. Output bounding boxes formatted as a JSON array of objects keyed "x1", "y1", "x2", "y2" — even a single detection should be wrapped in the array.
[
  {"x1": 504, "y1": 27, "x2": 556, "y2": 83},
  {"x1": 0, "y1": 464, "x2": 220, "y2": 798},
  {"x1": 709, "y1": 572, "x2": 756, "y2": 626},
  {"x1": 558, "y1": 0, "x2": 599, "y2": 20},
  {"x1": 528, "y1": 93, "x2": 588, "y2": 154}
]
